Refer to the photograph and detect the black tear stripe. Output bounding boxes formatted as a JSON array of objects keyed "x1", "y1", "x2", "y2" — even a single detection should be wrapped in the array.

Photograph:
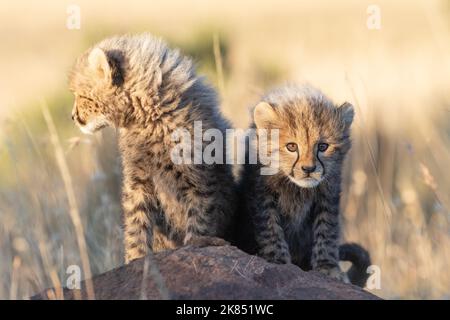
[
  {"x1": 316, "y1": 149, "x2": 326, "y2": 177},
  {"x1": 290, "y1": 150, "x2": 300, "y2": 177},
  {"x1": 76, "y1": 108, "x2": 86, "y2": 125}
]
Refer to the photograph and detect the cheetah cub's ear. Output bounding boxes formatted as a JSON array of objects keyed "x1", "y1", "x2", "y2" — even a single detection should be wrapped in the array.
[
  {"x1": 88, "y1": 48, "x2": 112, "y2": 82},
  {"x1": 254, "y1": 102, "x2": 278, "y2": 129},
  {"x1": 338, "y1": 102, "x2": 355, "y2": 128}
]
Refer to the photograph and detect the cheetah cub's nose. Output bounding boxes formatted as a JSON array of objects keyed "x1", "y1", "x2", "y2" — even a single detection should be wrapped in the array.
[{"x1": 301, "y1": 165, "x2": 316, "y2": 174}]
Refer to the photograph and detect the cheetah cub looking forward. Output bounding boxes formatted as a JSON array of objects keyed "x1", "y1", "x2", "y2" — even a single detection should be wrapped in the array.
[
  {"x1": 236, "y1": 84, "x2": 370, "y2": 286},
  {"x1": 69, "y1": 34, "x2": 236, "y2": 263}
]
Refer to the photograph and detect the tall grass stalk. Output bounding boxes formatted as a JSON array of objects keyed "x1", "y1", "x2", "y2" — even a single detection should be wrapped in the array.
[{"x1": 40, "y1": 101, "x2": 95, "y2": 300}]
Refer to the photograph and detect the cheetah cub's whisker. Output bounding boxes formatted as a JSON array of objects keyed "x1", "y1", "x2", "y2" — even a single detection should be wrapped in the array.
[
  {"x1": 234, "y1": 84, "x2": 371, "y2": 287},
  {"x1": 69, "y1": 34, "x2": 236, "y2": 263}
]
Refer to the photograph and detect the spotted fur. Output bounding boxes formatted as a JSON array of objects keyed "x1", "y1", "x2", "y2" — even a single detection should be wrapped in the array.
[
  {"x1": 235, "y1": 84, "x2": 370, "y2": 285},
  {"x1": 69, "y1": 34, "x2": 236, "y2": 263}
]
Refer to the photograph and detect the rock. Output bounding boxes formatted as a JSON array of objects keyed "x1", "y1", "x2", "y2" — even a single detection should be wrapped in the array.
[{"x1": 31, "y1": 245, "x2": 379, "y2": 300}]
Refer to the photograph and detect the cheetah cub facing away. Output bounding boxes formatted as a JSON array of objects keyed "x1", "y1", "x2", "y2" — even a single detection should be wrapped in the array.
[
  {"x1": 237, "y1": 84, "x2": 370, "y2": 285},
  {"x1": 69, "y1": 34, "x2": 236, "y2": 263}
]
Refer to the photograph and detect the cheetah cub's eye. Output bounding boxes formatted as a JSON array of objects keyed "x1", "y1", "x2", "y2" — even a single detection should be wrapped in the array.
[
  {"x1": 286, "y1": 143, "x2": 298, "y2": 152},
  {"x1": 318, "y1": 143, "x2": 329, "y2": 152}
]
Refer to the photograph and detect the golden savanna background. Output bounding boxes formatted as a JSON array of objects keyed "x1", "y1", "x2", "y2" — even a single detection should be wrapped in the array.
[{"x1": 0, "y1": 0, "x2": 449, "y2": 299}]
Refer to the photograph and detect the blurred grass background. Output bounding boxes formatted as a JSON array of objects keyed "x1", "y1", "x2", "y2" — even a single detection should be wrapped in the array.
[{"x1": 0, "y1": 0, "x2": 449, "y2": 299}]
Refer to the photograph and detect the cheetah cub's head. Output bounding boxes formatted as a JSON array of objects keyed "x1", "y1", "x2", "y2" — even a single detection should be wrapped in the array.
[
  {"x1": 69, "y1": 48, "x2": 125, "y2": 134},
  {"x1": 253, "y1": 85, "x2": 354, "y2": 188}
]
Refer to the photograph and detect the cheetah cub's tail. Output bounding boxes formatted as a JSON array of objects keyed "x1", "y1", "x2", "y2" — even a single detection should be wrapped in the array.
[{"x1": 339, "y1": 243, "x2": 372, "y2": 288}]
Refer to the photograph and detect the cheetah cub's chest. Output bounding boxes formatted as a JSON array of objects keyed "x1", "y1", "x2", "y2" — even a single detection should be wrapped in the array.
[
  {"x1": 277, "y1": 189, "x2": 314, "y2": 227},
  {"x1": 277, "y1": 189, "x2": 316, "y2": 266}
]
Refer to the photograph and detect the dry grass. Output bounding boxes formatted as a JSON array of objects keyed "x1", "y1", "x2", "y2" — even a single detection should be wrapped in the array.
[{"x1": 0, "y1": 0, "x2": 449, "y2": 299}]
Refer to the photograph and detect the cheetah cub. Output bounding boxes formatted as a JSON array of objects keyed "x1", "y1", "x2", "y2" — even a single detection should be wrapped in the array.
[
  {"x1": 69, "y1": 34, "x2": 236, "y2": 263},
  {"x1": 236, "y1": 84, "x2": 370, "y2": 285}
]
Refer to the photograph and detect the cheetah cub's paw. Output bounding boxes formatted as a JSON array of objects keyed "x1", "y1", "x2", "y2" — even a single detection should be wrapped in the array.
[
  {"x1": 260, "y1": 249, "x2": 292, "y2": 265},
  {"x1": 270, "y1": 252, "x2": 292, "y2": 265},
  {"x1": 184, "y1": 235, "x2": 230, "y2": 248},
  {"x1": 316, "y1": 266, "x2": 350, "y2": 284}
]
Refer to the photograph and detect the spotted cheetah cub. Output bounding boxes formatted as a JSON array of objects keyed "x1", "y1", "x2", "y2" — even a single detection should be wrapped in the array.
[
  {"x1": 69, "y1": 34, "x2": 236, "y2": 263},
  {"x1": 236, "y1": 84, "x2": 370, "y2": 285}
]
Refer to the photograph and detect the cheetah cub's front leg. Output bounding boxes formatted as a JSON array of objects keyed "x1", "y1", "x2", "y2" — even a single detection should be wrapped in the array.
[
  {"x1": 311, "y1": 202, "x2": 349, "y2": 283},
  {"x1": 122, "y1": 182, "x2": 158, "y2": 264},
  {"x1": 253, "y1": 191, "x2": 292, "y2": 264}
]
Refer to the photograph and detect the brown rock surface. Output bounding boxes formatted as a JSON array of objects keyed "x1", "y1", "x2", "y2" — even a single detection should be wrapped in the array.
[{"x1": 31, "y1": 245, "x2": 379, "y2": 300}]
